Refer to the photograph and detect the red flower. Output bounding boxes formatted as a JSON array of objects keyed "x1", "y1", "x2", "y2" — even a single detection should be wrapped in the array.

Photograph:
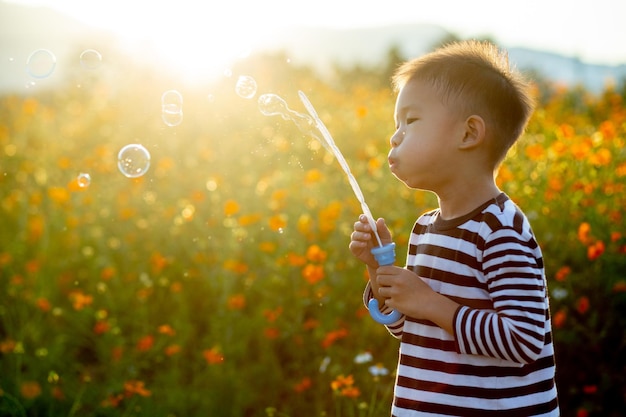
[
  {"x1": 136, "y1": 335, "x2": 154, "y2": 352},
  {"x1": 203, "y1": 346, "x2": 224, "y2": 364},
  {"x1": 587, "y1": 240, "x2": 605, "y2": 261},
  {"x1": 293, "y1": 377, "x2": 312, "y2": 393},
  {"x1": 576, "y1": 296, "x2": 590, "y2": 315}
]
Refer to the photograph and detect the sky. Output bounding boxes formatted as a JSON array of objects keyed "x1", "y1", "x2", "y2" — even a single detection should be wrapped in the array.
[{"x1": 6, "y1": 0, "x2": 626, "y2": 80}]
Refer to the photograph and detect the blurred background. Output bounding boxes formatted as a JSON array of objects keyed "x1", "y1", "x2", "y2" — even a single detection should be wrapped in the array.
[{"x1": 1, "y1": 1, "x2": 625, "y2": 416}]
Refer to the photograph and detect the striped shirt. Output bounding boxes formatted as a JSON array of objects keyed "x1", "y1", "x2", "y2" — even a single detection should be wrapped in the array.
[{"x1": 364, "y1": 193, "x2": 559, "y2": 416}]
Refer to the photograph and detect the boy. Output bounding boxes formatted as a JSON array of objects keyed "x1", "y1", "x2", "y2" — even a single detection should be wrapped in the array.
[{"x1": 349, "y1": 41, "x2": 559, "y2": 416}]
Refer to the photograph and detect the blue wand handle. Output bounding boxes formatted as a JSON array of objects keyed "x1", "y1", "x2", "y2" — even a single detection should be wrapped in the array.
[{"x1": 368, "y1": 243, "x2": 403, "y2": 324}]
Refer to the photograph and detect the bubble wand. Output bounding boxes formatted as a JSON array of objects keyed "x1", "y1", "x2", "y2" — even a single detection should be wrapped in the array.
[{"x1": 258, "y1": 91, "x2": 402, "y2": 324}]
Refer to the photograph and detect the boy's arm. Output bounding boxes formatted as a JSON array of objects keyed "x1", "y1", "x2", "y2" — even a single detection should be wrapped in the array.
[{"x1": 451, "y1": 228, "x2": 549, "y2": 365}]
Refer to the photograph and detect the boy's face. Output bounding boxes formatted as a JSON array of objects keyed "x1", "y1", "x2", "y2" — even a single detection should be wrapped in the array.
[{"x1": 388, "y1": 79, "x2": 466, "y2": 191}]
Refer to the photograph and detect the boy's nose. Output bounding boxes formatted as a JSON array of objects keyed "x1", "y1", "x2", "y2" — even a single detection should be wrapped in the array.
[{"x1": 390, "y1": 130, "x2": 404, "y2": 147}]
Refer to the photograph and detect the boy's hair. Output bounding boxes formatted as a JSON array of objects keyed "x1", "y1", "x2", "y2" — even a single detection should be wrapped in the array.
[{"x1": 392, "y1": 40, "x2": 535, "y2": 167}]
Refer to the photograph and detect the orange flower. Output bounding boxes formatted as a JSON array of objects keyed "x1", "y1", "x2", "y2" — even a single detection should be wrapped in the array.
[
  {"x1": 554, "y1": 266, "x2": 571, "y2": 282},
  {"x1": 101, "y1": 266, "x2": 116, "y2": 281},
  {"x1": 587, "y1": 240, "x2": 605, "y2": 261},
  {"x1": 303, "y1": 318, "x2": 320, "y2": 330},
  {"x1": 227, "y1": 294, "x2": 246, "y2": 310},
  {"x1": 355, "y1": 105, "x2": 368, "y2": 118},
  {"x1": 258, "y1": 241, "x2": 277, "y2": 253},
  {"x1": 302, "y1": 264, "x2": 325, "y2": 285},
  {"x1": 598, "y1": 120, "x2": 615, "y2": 140},
  {"x1": 294, "y1": 377, "x2": 312, "y2": 393},
  {"x1": 287, "y1": 252, "x2": 307, "y2": 267},
  {"x1": 577, "y1": 222, "x2": 591, "y2": 245},
  {"x1": 304, "y1": 169, "x2": 323, "y2": 184},
  {"x1": 36, "y1": 297, "x2": 51, "y2": 312},
  {"x1": 613, "y1": 281, "x2": 626, "y2": 293},
  {"x1": 0, "y1": 339, "x2": 16, "y2": 354},
  {"x1": 525, "y1": 144, "x2": 544, "y2": 160},
  {"x1": 223, "y1": 259, "x2": 249, "y2": 274},
  {"x1": 589, "y1": 147, "x2": 612, "y2": 166},
  {"x1": 297, "y1": 214, "x2": 313, "y2": 237},
  {"x1": 318, "y1": 201, "x2": 342, "y2": 234},
  {"x1": 553, "y1": 309, "x2": 567, "y2": 329},
  {"x1": 238, "y1": 213, "x2": 262, "y2": 226},
  {"x1": 306, "y1": 244, "x2": 327, "y2": 263},
  {"x1": 203, "y1": 346, "x2": 224, "y2": 364},
  {"x1": 150, "y1": 252, "x2": 169, "y2": 273},
  {"x1": 268, "y1": 214, "x2": 287, "y2": 232},
  {"x1": 93, "y1": 320, "x2": 110, "y2": 335},
  {"x1": 157, "y1": 324, "x2": 176, "y2": 336},
  {"x1": 570, "y1": 140, "x2": 592, "y2": 160},
  {"x1": 322, "y1": 328, "x2": 349, "y2": 349},
  {"x1": 0, "y1": 252, "x2": 12, "y2": 266},
  {"x1": 124, "y1": 380, "x2": 151, "y2": 397},
  {"x1": 69, "y1": 291, "x2": 93, "y2": 310},
  {"x1": 331, "y1": 374, "x2": 354, "y2": 391},
  {"x1": 111, "y1": 346, "x2": 123, "y2": 362},
  {"x1": 20, "y1": 381, "x2": 42, "y2": 399},
  {"x1": 270, "y1": 189, "x2": 288, "y2": 210},
  {"x1": 340, "y1": 386, "x2": 361, "y2": 398},
  {"x1": 136, "y1": 335, "x2": 154, "y2": 352},
  {"x1": 611, "y1": 231, "x2": 622, "y2": 242},
  {"x1": 170, "y1": 281, "x2": 182, "y2": 293},
  {"x1": 264, "y1": 327, "x2": 280, "y2": 339},
  {"x1": 27, "y1": 215, "x2": 45, "y2": 241},
  {"x1": 263, "y1": 307, "x2": 283, "y2": 322},
  {"x1": 165, "y1": 344, "x2": 181, "y2": 356},
  {"x1": 48, "y1": 186, "x2": 70, "y2": 205},
  {"x1": 331, "y1": 373, "x2": 361, "y2": 396},
  {"x1": 224, "y1": 199, "x2": 240, "y2": 216}
]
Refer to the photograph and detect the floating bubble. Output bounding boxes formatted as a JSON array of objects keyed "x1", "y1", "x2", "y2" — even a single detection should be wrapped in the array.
[
  {"x1": 161, "y1": 90, "x2": 183, "y2": 127},
  {"x1": 258, "y1": 93, "x2": 291, "y2": 118},
  {"x1": 235, "y1": 75, "x2": 257, "y2": 99},
  {"x1": 26, "y1": 49, "x2": 56, "y2": 79},
  {"x1": 117, "y1": 144, "x2": 151, "y2": 178},
  {"x1": 79, "y1": 49, "x2": 102, "y2": 69},
  {"x1": 161, "y1": 110, "x2": 183, "y2": 127},
  {"x1": 258, "y1": 93, "x2": 320, "y2": 143},
  {"x1": 77, "y1": 173, "x2": 91, "y2": 188}
]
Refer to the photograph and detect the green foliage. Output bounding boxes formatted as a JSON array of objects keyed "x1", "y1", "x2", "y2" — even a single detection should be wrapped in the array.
[{"x1": 0, "y1": 50, "x2": 625, "y2": 417}]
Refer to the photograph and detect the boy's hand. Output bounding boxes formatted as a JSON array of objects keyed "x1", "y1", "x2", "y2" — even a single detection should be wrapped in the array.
[
  {"x1": 376, "y1": 266, "x2": 459, "y2": 335},
  {"x1": 349, "y1": 215, "x2": 392, "y2": 268}
]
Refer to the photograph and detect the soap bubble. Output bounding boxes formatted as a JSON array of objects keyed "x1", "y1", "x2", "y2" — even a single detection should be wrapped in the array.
[
  {"x1": 79, "y1": 49, "x2": 102, "y2": 69},
  {"x1": 161, "y1": 110, "x2": 183, "y2": 127},
  {"x1": 117, "y1": 144, "x2": 151, "y2": 178},
  {"x1": 161, "y1": 90, "x2": 183, "y2": 127},
  {"x1": 258, "y1": 93, "x2": 290, "y2": 117},
  {"x1": 26, "y1": 49, "x2": 56, "y2": 79},
  {"x1": 77, "y1": 173, "x2": 91, "y2": 188},
  {"x1": 235, "y1": 75, "x2": 257, "y2": 99}
]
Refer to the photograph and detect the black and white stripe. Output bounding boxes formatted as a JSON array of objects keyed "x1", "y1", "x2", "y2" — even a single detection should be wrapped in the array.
[{"x1": 365, "y1": 194, "x2": 559, "y2": 416}]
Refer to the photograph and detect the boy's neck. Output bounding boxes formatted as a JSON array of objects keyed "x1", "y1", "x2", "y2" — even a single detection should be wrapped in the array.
[{"x1": 435, "y1": 176, "x2": 501, "y2": 221}]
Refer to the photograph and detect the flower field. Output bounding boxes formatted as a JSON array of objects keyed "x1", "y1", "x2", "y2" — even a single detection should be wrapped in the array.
[{"x1": 0, "y1": 50, "x2": 625, "y2": 416}]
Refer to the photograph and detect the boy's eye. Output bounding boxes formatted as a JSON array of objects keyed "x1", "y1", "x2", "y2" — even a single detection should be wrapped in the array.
[{"x1": 406, "y1": 118, "x2": 418, "y2": 125}]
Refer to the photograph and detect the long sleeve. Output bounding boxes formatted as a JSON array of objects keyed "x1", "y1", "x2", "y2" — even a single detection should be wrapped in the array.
[{"x1": 453, "y1": 223, "x2": 548, "y2": 364}]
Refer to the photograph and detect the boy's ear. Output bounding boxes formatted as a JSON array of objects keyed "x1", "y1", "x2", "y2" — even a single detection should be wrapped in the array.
[{"x1": 458, "y1": 115, "x2": 486, "y2": 150}]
